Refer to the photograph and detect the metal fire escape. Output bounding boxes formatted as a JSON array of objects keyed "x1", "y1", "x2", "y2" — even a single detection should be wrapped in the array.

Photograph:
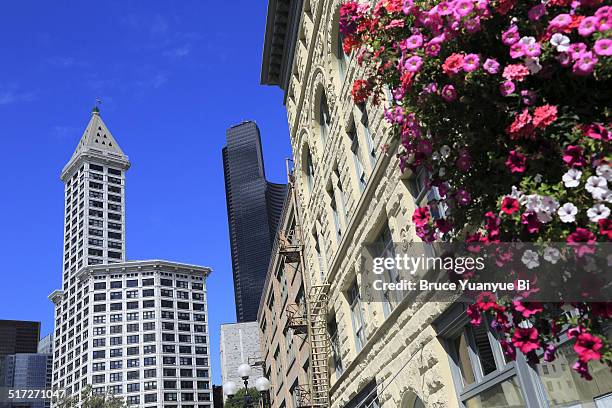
[
  {"x1": 280, "y1": 159, "x2": 331, "y2": 407},
  {"x1": 281, "y1": 228, "x2": 330, "y2": 407}
]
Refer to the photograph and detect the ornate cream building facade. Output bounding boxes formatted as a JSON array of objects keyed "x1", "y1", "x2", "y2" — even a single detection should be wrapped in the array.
[
  {"x1": 260, "y1": 1, "x2": 612, "y2": 408},
  {"x1": 261, "y1": 0, "x2": 460, "y2": 407}
]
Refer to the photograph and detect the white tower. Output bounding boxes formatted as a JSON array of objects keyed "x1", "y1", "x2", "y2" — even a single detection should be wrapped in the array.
[
  {"x1": 59, "y1": 106, "x2": 130, "y2": 284},
  {"x1": 50, "y1": 109, "x2": 213, "y2": 407}
]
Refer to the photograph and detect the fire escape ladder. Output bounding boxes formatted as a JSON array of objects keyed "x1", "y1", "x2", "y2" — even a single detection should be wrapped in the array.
[{"x1": 306, "y1": 284, "x2": 330, "y2": 407}]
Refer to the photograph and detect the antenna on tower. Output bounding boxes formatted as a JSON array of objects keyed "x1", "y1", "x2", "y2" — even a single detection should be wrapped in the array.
[{"x1": 92, "y1": 98, "x2": 102, "y2": 114}]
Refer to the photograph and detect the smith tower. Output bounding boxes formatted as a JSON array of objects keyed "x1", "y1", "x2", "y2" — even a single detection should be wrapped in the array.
[
  {"x1": 60, "y1": 107, "x2": 130, "y2": 284},
  {"x1": 51, "y1": 109, "x2": 213, "y2": 406}
]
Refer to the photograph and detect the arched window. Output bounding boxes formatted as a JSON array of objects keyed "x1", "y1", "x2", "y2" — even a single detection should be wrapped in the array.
[
  {"x1": 337, "y1": 29, "x2": 347, "y2": 79},
  {"x1": 319, "y1": 92, "x2": 331, "y2": 143},
  {"x1": 305, "y1": 148, "x2": 315, "y2": 192}
]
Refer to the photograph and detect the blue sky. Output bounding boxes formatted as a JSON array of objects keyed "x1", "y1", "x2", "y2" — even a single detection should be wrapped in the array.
[{"x1": 0, "y1": 1, "x2": 291, "y2": 384}]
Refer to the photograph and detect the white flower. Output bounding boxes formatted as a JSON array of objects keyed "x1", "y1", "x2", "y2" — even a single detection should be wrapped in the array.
[
  {"x1": 432, "y1": 152, "x2": 440, "y2": 161},
  {"x1": 586, "y1": 176, "x2": 609, "y2": 200},
  {"x1": 523, "y1": 194, "x2": 541, "y2": 212},
  {"x1": 550, "y1": 33, "x2": 570, "y2": 52},
  {"x1": 596, "y1": 164, "x2": 612, "y2": 182},
  {"x1": 562, "y1": 168, "x2": 582, "y2": 188},
  {"x1": 537, "y1": 211, "x2": 553, "y2": 223},
  {"x1": 439, "y1": 167, "x2": 446, "y2": 177},
  {"x1": 525, "y1": 58, "x2": 542, "y2": 74},
  {"x1": 534, "y1": 173, "x2": 543, "y2": 183},
  {"x1": 543, "y1": 247, "x2": 560, "y2": 264},
  {"x1": 558, "y1": 202, "x2": 578, "y2": 223},
  {"x1": 587, "y1": 203, "x2": 610, "y2": 222},
  {"x1": 520, "y1": 36, "x2": 536, "y2": 45},
  {"x1": 510, "y1": 186, "x2": 523, "y2": 200},
  {"x1": 522, "y1": 250, "x2": 540, "y2": 269},
  {"x1": 540, "y1": 196, "x2": 559, "y2": 213},
  {"x1": 440, "y1": 145, "x2": 451, "y2": 159}
]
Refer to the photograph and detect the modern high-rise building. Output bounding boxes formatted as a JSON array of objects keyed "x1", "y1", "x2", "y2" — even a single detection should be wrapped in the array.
[
  {"x1": 1, "y1": 353, "x2": 53, "y2": 408},
  {"x1": 49, "y1": 108, "x2": 214, "y2": 407},
  {"x1": 222, "y1": 121, "x2": 287, "y2": 322},
  {"x1": 0, "y1": 320, "x2": 40, "y2": 358}
]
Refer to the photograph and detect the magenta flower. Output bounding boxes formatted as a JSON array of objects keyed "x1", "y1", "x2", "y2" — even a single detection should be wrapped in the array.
[
  {"x1": 557, "y1": 52, "x2": 572, "y2": 66},
  {"x1": 521, "y1": 90, "x2": 537, "y2": 106},
  {"x1": 578, "y1": 16, "x2": 599, "y2": 37},
  {"x1": 524, "y1": 43, "x2": 541, "y2": 58},
  {"x1": 436, "y1": 1, "x2": 453, "y2": 15},
  {"x1": 502, "y1": 25, "x2": 520, "y2": 45},
  {"x1": 405, "y1": 34, "x2": 423, "y2": 49},
  {"x1": 455, "y1": 0, "x2": 474, "y2": 16},
  {"x1": 456, "y1": 155, "x2": 472, "y2": 172},
  {"x1": 404, "y1": 55, "x2": 423, "y2": 72},
  {"x1": 412, "y1": 206, "x2": 430, "y2": 227},
  {"x1": 528, "y1": 4, "x2": 546, "y2": 21},
  {"x1": 455, "y1": 189, "x2": 471, "y2": 206},
  {"x1": 441, "y1": 84, "x2": 457, "y2": 102},
  {"x1": 506, "y1": 150, "x2": 526, "y2": 173},
  {"x1": 464, "y1": 17, "x2": 481, "y2": 33},
  {"x1": 568, "y1": 43, "x2": 587, "y2": 60},
  {"x1": 425, "y1": 41, "x2": 441, "y2": 56},
  {"x1": 572, "y1": 52, "x2": 598, "y2": 76},
  {"x1": 483, "y1": 58, "x2": 500, "y2": 74},
  {"x1": 594, "y1": 39, "x2": 612, "y2": 56},
  {"x1": 549, "y1": 13, "x2": 572, "y2": 30},
  {"x1": 463, "y1": 54, "x2": 480, "y2": 72},
  {"x1": 500, "y1": 81, "x2": 515, "y2": 96},
  {"x1": 512, "y1": 328, "x2": 541, "y2": 354},
  {"x1": 597, "y1": 14, "x2": 611, "y2": 31},
  {"x1": 509, "y1": 43, "x2": 525, "y2": 59}
]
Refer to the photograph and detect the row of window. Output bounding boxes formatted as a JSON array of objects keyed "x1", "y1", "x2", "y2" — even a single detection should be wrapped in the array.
[{"x1": 93, "y1": 279, "x2": 203, "y2": 290}]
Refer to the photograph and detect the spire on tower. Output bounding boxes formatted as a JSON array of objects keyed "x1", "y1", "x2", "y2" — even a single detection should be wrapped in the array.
[{"x1": 60, "y1": 107, "x2": 130, "y2": 181}]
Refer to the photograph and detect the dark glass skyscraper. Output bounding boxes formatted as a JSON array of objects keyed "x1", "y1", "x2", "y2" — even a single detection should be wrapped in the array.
[
  {"x1": 0, "y1": 320, "x2": 40, "y2": 358},
  {"x1": 223, "y1": 121, "x2": 287, "y2": 322}
]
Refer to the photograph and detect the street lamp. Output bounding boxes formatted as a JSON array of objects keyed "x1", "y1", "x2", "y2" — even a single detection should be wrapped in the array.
[{"x1": 223, "y1": 364, "x2": 271, "y2": 407}]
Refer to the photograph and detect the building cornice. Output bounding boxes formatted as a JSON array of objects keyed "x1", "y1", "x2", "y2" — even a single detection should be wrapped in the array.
[
  {"x1": 261, "y1": 0, "x2": 303, "y2": 98},
  {"x1": 73, "y1": 259, "x2": 212, "y2": 282},
  {"x1": 48, "y1": 289, "x2": 65, "y2": 304},
  {"x1": 60, "y1": 149, "x2": 130, "y2": 182}
]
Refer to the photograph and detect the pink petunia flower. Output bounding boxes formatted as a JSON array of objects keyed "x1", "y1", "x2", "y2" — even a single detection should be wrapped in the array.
[
  {"x1": 463, "y1": 54, "x2": 480, "y2": 72},
  {"x1": 578, "y1": 16, "x2": 599, "y2": 37},
  {"x1": 524, "y1": 43, "x2": 541, "y2": 58},
  {"x1": 404, "y1": 55, "x2": 423, "y2": 72},
  {"x1": 412, "y1": 207, "x2": 430, "y2": 227},
  {"x1": 574, "y1": 333, "x2": 603, "y2": 362},
  {"x1": 455, "y1": 189, "x2": 471, "y2": 206},
  {"x1": 568, "y1": 43, "x2": 587, "y2": 60},
  {"x1": 455, "y1": 0, "x2": 474, "y2": 16},
  {"x1": 500, "y1": 81, "x2": 515, "y2": 96},
  {"x1": 506, "y1": 150, "x2": 526, "y2": 173},
  {"x1": 572, "y1": 52, "x2": 598, "y2": 76},
  {"x1": 502, "y1": 25, "x2": 520, "y2": 45},
  {"x1": 464, "y1": 16, "x2": 481, "y2": 33},
  {"x1": 483, "y1": 58, "x2": 500, "y2": 74},
  {"x1": 436, "y1": 1, "x2": 453, "y2": 15},
  {"x1": 528, "y1": 4, "x2": 546, "y2": 21},
  {"x1": 512, "y1": 328, "x2": 540, "y2": 354},
  {"x1": 509, "y1": 43, "x2": 525, "y2": 59},
  {"x1": 549, "y1": 13, "x2": 572, "y2": 30},
  {"x1": 441, "y1": 84, "x2": 457, "y2": 102},
  {"x1": 405, "y1": 34, "x2": 423, "y2": 49},
  {"x1": 594, "y1": 39, "x2": 612, "y2": 56}
]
